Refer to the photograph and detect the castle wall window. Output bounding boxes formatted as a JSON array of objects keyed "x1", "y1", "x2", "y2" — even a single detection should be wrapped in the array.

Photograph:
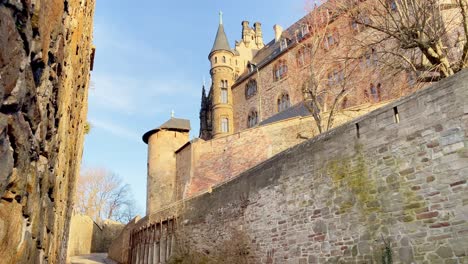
[
  {"x1": 245, "y1": 79, "x2": 257, "y2": 99},
  {"x1": 220, "y1": 80, "x2": 228, "y2": 103},
  {"x1": 328, "y1": 69, "x2": 343, "y2": 86},
  {"x1": 361, "y1": 49, "x2": 378, "y2": 68},
  {"x1": 280, "y1": 39, "x2": 288, "y2": 51},
  {"x1": 247, "y1": 110, "x2": 258, "y2": 128},
  {"x1": 215, "y1": 57, "x2": 218, "y2": 63},
  {"x1": 273, "y1": 60, "x2": 288, "y2": 81},
  {"x1": 390, "y1": 0, "x2": 397, "y2": 11},
  {"x1": 277, "y1": 93, "x2": 290, "y2": 112},
  {"x1": 222, "y1": 56, "x2": 226, "y2": 63},
  {"x1": 221, "y1": 88, "x2": 228, "y2": 103},
  {"x1": 221, "y1": 118, "x2": 229, "y2": 133},
  {"x1": 301, "y1": 24, "x2": 309, "y2": 38},
  {"x1": 370, "y1": 83, "x2": 381, "y2": 102},
  {"x1": 297, "y1": 45, "x2": 311, "y2": 67}
]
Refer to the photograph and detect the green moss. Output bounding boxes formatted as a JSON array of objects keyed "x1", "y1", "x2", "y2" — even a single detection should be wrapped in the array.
[{"x1": 326, "y1": 144, "x2": 378, "y2": 215}]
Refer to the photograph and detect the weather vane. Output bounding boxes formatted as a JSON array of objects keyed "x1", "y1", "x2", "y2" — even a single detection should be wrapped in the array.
[{"x1": 219, "y1": 11, "x2": 223, "y2": 25}]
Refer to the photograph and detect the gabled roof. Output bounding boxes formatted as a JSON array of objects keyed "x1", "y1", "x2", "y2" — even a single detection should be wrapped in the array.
[
  {"x1": 142, "y1": 118, "x2": 191, "y2": 144},
  {"x1": 210, "y1": 23, "x2": 232, "y2": 55}
]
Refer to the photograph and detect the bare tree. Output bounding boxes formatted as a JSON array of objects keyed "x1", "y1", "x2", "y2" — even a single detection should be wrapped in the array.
[
  {"x1": 288, "y1": 1, "x2": 373, "y2": 133},
  {"x1": 75, "y1": 168, "x2": 139, "y2": 223},
  {"x1": 344, "y1": 0, "x2": 468, "y2": 81}
]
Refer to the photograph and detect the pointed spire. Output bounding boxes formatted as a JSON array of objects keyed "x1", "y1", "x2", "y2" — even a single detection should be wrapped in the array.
[{"x1": 210, "y1": 12, "x2": 231, "y2": 55}]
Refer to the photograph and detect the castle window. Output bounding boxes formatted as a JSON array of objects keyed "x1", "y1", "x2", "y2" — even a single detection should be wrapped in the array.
[
  {"x1": 297, "y1": 45, "x2": 311, "y2": 67},
  {"x1": 214, "y1": 57, "x2": 218, "y2": 63},
  {"x1": 273, "y1": 60, "x2": 288, "y2": 81},
  {"x1": 301, "y1": 24, "x2": 309, "y2": 37},
  {"x1": 220, "y1": 80, "x2": 228, "y2": 103},
  {"x1": 328, "y1": 68, "x2": 343, "y2": 86},
  {"x1": 280, "y1": 39, "x2": 288, "y2": 51},
  {"x1": 222, "y1": 56, "x2": 226, "y2": 63},
  {"x1": 247, "y1": 110, "x2": 258, "y2": 128},
  {"x1": 245, "y1": 79, "x2": 257, "y2": 99},
  {"x1": 221, "y1": 118, "x2": 229, "y2": 133},
  {"x1": 390, "y1": 0, "x2": 397, "y2": 11},
  {"x1": 277, "y1": 93, "x2": 290, "y2": 112},
  {"x1": 370, "y1": 83, "x2": 381, "y2": 102},
  {"x1": 406, "y1": 70, "x2": 417, "y2": 87}
]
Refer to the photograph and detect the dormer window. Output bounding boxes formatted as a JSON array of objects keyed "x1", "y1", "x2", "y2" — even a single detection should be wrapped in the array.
[
  {"x1": 280, "y1": 39, "x2": 288, "y2": 51},
  {"x1": 301, "y1": 24, "x2": 309, "y2": 37}
]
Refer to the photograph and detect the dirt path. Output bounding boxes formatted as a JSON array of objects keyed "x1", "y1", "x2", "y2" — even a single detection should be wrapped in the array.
[{"x1": 69, "y1": 253, "x2": 117, "y2": 264}]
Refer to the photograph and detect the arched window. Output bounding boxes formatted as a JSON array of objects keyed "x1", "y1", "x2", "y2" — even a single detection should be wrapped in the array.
[
  {"x1": 273, "y1": 60, "x2": 288, "y2": 81},
  {"x1": 222, "y1": 56, "x2": 226, "y2": 63},
  {"x1": 221, "y1": 118, "x2": 229, "y2": 133},
  {"x1": 296, "y1": 45, "x2": 311, "y2": 67},
  {"x1": 247, "y1": 110, "x2": 258, "y2": 128},
  {"x1": 277, "y1": 93, "x2": 290, "y2": 112},
  {"x1": 214, "y1": 57, "x2": 218, "y2": 63},
  {"x1": 245, "y1": 79, "x2": 257, "y2": 99}
]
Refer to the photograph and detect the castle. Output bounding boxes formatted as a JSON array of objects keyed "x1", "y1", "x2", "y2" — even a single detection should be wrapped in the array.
[
  {"x1": 141, "y1": 3, "x2": 419, "y2": 215},
  {"x1": 110, "y1": 1, "x2": 468, "y2": 264}
]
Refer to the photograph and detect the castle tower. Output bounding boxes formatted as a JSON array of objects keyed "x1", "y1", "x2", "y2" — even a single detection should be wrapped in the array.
[
  {"x1": 209, "y1": 12, "x2": 235, "y2": 138},
  {"x1": 142, "y1": 117, "x2": 190, "y2": 215}
]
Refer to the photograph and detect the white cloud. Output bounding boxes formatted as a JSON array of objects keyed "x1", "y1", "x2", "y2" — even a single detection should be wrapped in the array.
[
  {"x1": 89, "y1": 117, "x2": 141, "y2": 143},
  {"x1": 89, "y1": 73, "x2": 199, "y2": 116}
]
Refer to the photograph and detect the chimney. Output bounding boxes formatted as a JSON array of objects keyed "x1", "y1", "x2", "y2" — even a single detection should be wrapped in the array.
[{"x1": 273, "y1": 24, "x2": 283, "y2": 42}]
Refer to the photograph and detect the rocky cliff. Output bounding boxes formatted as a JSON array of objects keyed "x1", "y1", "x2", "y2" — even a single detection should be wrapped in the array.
[{"x1": 0, "y1": 0, "x2": 95, "y2": 262}]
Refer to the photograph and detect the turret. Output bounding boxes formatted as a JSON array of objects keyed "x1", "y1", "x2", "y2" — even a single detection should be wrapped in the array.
[
  {"x1": 142, "y1": 117, "x2": 190, "y2": 214},
  {"x1": 254, "y1": 22, "x2": 264, "y2": 48},
  {"x1": 208, "y1": 11, "x2": 235, "y2": 138}
]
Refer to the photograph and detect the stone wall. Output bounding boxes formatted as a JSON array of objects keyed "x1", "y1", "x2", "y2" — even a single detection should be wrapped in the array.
[
  {"x1": 0, "y1": 1, "x2": 95, "y2": 263},
  {"x1": 139, "y1": 70, "x2": 468, "y2": 263},
  {"x1": 176, "y1": 102, "x2": 387, "y2": 200},
  {"x1": 108, "y1": 216, "x2": 141, "y2": 264},
  {"x1": 66, "y1": 214, "x2": 95, "y2": 258},
  {"x1": 67, "y1": 214, "x2": 124, "y2": 259}
]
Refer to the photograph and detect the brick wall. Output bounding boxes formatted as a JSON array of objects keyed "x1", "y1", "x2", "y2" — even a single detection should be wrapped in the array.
[{"x1": 146, "y1": 70, "x2": 468, "y2": 263}]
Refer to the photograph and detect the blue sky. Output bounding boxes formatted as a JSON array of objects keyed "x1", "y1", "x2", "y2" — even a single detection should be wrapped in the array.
[{"x1": 82, "y1": 0, "x2": 308, "y2": 214}]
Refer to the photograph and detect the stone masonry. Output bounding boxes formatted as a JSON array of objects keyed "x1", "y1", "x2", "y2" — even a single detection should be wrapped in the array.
[
  {"x1": 133, "y1": 70, "x2": 468, "y2": 263},
  {"x1": 0, "y1": 0, "x2": 95, "y2": 263}
]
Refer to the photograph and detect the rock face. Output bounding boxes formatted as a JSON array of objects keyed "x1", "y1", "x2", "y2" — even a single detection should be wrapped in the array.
[{"x1": 0, "y1": 0, "x2": 95, "y2": 263}]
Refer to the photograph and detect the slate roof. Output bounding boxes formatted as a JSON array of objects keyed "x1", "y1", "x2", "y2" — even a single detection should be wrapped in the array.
[
  {"x1": 142, "y1": 118, "x2": 191, "y2": 144},
  {"x1": 233, "y1": 3, "x2": 337, "y2": 87},
  {"x1": 210, "y1": 24, "x2": 232, "y2": 55},
  {"x1": 259, "y1": 101, "x2": 311, "y2": 126}
]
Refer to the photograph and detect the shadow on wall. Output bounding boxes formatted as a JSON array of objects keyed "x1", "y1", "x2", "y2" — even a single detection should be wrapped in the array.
[
  {"x1": 67, "y1": 214, "x2": 125, "y2": 259},
  {"x1": 107, "y1": 216, "x2": 142, "y2": 264}
]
